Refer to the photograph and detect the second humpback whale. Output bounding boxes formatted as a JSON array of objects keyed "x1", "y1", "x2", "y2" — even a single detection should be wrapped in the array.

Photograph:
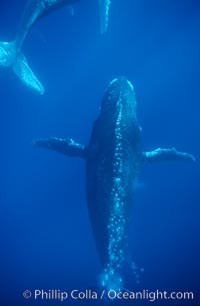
[
  {"x1": 33, "y1": 77, "x2": 195, "y2": 289},
  {"x1": 0, "y1": 0, "x2": 79, "y2": 94}
]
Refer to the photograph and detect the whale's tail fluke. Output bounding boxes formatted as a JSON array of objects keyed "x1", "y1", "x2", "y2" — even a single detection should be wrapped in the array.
[
  {"x1": 0, "y1": 41, "x2": 44, "y2": 94},
  {"x1": 98, "y1": 0, "x2": 111, "y2": 34}
]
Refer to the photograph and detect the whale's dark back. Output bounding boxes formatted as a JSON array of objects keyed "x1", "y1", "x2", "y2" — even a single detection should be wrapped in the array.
[{"x1": 86, "y1": 77, "x2": 141, "y2": 268}]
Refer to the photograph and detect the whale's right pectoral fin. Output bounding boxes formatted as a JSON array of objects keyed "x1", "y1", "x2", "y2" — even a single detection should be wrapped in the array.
[
  {"x1": 142, "y1": 148, "x2": 196, "y2": 163},
  {"x1": 33, "y1": 137, "x2": 87, "y2": 159},
  {"x1": 12, "y1": 52, "x2": 44, "y2": 94}
]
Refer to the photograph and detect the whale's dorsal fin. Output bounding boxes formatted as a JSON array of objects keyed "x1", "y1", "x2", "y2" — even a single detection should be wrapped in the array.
[
  {"x1": 142, "y1": 148, "x2": 195, "y2": 163},
  {"x1": 33, "y1": 137, "x2": 87, "y2": 158}
]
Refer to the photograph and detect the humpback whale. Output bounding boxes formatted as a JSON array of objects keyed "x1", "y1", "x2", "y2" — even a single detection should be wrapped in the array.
[
  {"x1": 0, "y1": 0, "x2": 79, "y2": 94},
  {"x1": 33, "y1": 77, "x2": 195, "y2": 289}
]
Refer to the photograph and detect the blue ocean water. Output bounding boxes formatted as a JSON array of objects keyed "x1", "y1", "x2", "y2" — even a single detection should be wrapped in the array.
[{"x1": 0, "y1": 0, "x2": 200, "y2": 305}]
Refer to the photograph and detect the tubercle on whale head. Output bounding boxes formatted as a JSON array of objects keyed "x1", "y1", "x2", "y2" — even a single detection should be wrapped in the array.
[{"x1": 100, "y1": 76, "x2": 137, "y2": 116}]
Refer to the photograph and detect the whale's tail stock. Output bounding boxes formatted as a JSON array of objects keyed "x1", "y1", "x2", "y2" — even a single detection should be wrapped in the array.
[{"x1": 0, "y1": 41, "x2": 44, "y2": 94}]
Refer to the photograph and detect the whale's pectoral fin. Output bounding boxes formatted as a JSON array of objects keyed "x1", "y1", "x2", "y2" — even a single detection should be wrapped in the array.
[
  {"x1": 0, "y1": 41, "x2": 16, "y2": 67},
  {"x1": 142, "y1": 148, "x2": 195, "y2": 163},
  {"x1": 33, "y1": 137, "x2": 87, "y2": 158},
  {"x1": 12, "y1": 52, "x2": 44, "y2": 94},
  {"x1": 98, "y1": 0, "x2": 111, "y2": 34},
  {"x1": 39, "y1": 0, "x2": 80, "y2": 19},
  {"x1": 0, "y1": 41, "x2": 44, "y2": 94}
]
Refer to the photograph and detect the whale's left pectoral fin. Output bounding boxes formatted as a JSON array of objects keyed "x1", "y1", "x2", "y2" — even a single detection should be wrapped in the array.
[
  {"x1": 33, "y1": 137, "x2": 87, "y2": 159},
  {"x1": 98, "y1": 0, "x2": 111, "y2": 34},
  {"x1": 143, "y1": 148, "x2": 195, "y2": 163},
  {"x1": 12, "y1": 52, "x2": 44, "y2": 95}
]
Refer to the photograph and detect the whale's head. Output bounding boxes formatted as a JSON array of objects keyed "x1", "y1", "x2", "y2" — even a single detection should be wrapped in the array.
[
  {"x1": 98, "y1": 76, "x2": 140, "y2": 148},
  {"x1": 100, "y1": 76, "x2": 137, "y2": 119}
]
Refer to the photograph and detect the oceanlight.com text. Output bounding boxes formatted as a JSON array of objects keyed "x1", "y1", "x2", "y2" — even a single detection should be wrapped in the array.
[{"x1": 22, "y1": 288, "x2": 195, "y2": 302}]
